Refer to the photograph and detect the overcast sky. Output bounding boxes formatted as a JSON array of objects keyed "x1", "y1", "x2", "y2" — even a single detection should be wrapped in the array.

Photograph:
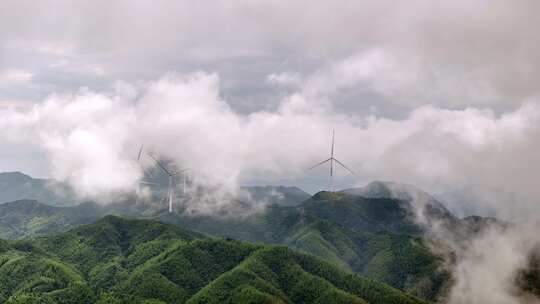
[{"x1": 2, "y1": 0, "x2": 540, "y2": 218}]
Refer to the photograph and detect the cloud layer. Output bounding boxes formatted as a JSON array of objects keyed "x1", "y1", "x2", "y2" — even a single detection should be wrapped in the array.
[
  {"x1": 3, "y1": 0, "x2": 540, "y2": 113},
  {"x1": 0, "y1": 70, "x2": 539, "y2": 221}
]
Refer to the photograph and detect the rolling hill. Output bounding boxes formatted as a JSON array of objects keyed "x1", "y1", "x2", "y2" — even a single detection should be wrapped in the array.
[
  {"x1": 0, "y1": 172, "x2": 78, "y2": 206},
  {"x1": 168, "y1": 190, "x2": 451, "y2": 300},
  {"x1": 0, "y1": 174, "x2": 500, "y2": 301},
  {"x1": 0, "y1": 216, "x2": 428, "y2": 304},
  {"x1": 0, "y1": 200, "x2": 101, "y2": 239}
]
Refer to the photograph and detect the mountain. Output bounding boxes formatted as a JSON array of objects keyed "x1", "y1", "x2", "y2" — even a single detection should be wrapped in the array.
[
  {"x1": 0, "y1": 186, "x2": 450, "y2": 300},
  {"x1": 341, "y1": 181, "x2": 452, "y2": 218},
  {"x1": 0, "y1": 172, "x2": 78, "y2": 206},
  {"x1": 166, "y1": 192, "x2": 450, "y2": 300},
  {"x1": 0, "y1": 195, "x2": 446, "y2": 300},
  {"x1": 0, "y1": 200, "x2": 101, "y2": 239},
  {"x1": 0, "y1": 216, "x2": 428, "y2": 304},
  {"x1": 0, "y1": 173, "x2": 502, "y2": 301},
  {"x1": 241, "y1": 185, "x2": 311, "y2": 207}
]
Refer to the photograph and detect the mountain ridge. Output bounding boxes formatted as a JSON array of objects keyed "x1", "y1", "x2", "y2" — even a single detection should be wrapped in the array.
[
  {"x1": 0, "y1": 215, "x2": 428, "y2": 304},
  {"x1": 0, "y1": 172, "x2": 505, "y2": 302}
]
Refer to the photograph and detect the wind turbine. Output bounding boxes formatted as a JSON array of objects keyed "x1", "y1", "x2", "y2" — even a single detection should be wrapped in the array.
[
  {"x1": 147, "y1": 153, "x2": 177, "y2": 213},
  {"x1": 147, "y1": 153, "x2": 190, "y2": 213},
  {"x1": 309, "y1": 129, "x2": 354, "y2": 191}
]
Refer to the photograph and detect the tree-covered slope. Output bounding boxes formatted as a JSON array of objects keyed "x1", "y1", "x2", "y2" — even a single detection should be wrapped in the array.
[
  {"x1": 0, "y1": 216, "x2": 428, "y2": 304},
  {"x1": 166, "y1": 192, "x2": 450, "y2": 300},
  {"x1": 0, "y1": 200, "x2": 101, "y2": 239},
  {"x1": 284, "y1": 220, "x2": 449, "y2": 300},
  {"x1": 0, "y1": 190, "x2": 451, "y2": 301},
  {"x1": 301, "y1": 192, "x2": 423, "y2": 235}
]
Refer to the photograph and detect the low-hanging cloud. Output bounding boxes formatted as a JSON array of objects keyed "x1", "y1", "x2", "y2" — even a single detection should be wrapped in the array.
[
  {"x1": 446, "y1": 221, "x2": 540, "y2": 304},
  {"x1": 0, "y1": 70, "x2": 539, "y2": 220}
]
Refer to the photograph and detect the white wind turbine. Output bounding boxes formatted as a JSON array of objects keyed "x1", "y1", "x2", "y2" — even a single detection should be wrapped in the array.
[
  {"x1": 308, "y1": 129, "x2": 354, "y2": 191},
  {"x1": 147, "y1": 153, "x2": 189, "y2": 213}
]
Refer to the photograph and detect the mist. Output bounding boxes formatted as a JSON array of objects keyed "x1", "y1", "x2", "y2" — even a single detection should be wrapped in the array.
[{"x1": 0, "y1": 70, "x2": 539, "y2": 218}]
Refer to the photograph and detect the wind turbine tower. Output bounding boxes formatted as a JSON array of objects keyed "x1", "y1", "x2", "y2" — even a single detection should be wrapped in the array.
[
  {"x1": 147, "y1": 153, "x2": 189, "y2": 213},
  {"x1": 148, "y1": 154, "x2": 178, "y2": 213},
  {"x1": 309, "y1": 129, "x2": 354, "y2": 191}
]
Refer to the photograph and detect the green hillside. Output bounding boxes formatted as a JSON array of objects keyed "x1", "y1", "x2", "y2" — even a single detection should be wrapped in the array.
[
  {"x1": 0, "y1": 216, "x2": 428, "y2": 304},
  {"x1": 284, "y1": 220, "x2": 449, "y2": 300},
  {"x1": 167, "y1": 192, "x2": 449, "y2": 300},
  {"x1": 0, "y1": 188, "x2": 453, "y2": 301},
  {"x1": 0, "y1": 200, "x2": 100, "y2": 239}
]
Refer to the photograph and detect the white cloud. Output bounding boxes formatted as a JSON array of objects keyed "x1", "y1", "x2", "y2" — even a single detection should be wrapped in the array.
[
  {"x1": 266, "y1": 72, "x2": 302, "y2": 87},
  {"x1": 0, "y1": 69, "x2": 34, "y2": 86},
  {"x1": 36, "y1": 41, "x2": 75, "y2": 56},
  {"x1": 446, "y1": 222, "x2": 540, "y2": 304},
  {"x1": 2, "y1": 0, "x2": 540, "y2": 110},
  {"x1": 0, "y1": 71, "x2": 539, "y2": 220}
]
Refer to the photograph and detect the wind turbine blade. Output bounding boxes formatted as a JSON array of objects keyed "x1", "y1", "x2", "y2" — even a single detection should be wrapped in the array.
[
  {"x1": 139, "y1": 180, "x2": 159, "y2": 185},
  {"x1": 172, "y1": 168, "x2": 190, "y2": 176},
  {"x1": 137, "y1": 145, "x2": 144, "y2": 161},
  {"x1": 331, "y1": 129, "x2": 335, "y2": 159},
  {"x1": 183, "y1": 174, "x2": 186, "y2": 195},
  {"x1": 333, "y1": 158, "x2": 355, "y2": 174},
  {"x1": 148, "y1": 153, "x2": 173, "y2": 176},
  {"x1": 330, "y1": 158, "x2": 333, "y2": 177},
  {"x1": 308, "y1": 158, "x2": 332, "y2": 170},
  {"x1": 168, "y1": 177, "x2": 173, "y2": 213}
]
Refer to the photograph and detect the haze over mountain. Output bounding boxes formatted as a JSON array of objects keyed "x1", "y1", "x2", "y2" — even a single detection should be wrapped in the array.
[
  {"x1": 0, "y1": 172, "x2": 77, "y2": 206},
  {"x1": 0, "y1": 171, "x2": 512, "y2": 302}
]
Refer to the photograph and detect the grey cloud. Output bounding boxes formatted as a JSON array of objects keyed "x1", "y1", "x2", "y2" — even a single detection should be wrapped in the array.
[{"x1": 3, "y1": 0, "x2": 540, "y2": 113}]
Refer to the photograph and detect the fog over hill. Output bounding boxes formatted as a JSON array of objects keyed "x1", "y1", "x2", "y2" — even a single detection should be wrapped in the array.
[
  {"x1": 0, "y1": 171, "x2": 522, "y2": 302},
  {"x1": 0, "y1": 171, "x2": 78, "y2": 206}
]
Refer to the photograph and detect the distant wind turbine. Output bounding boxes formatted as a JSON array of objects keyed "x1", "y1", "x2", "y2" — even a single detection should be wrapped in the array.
[
  {"x1": 147, "y1": 153, "x2": 176, "y2": 213},
  {"x1": 308, "y1": 129, "x2": 354, "y2": 191},
  {"x1": 147, "y1": 153, "x2": 189, "y2": 213}
]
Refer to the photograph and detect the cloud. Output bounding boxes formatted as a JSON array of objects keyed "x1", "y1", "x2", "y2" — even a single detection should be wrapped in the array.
[
  {"x1": 2, "y1": 0, "x2": 540, "y2": 112},
  {"x1": 0, "y1": 88, "x2": 140, "y2": 199},
  {"x1": 0, "y1": 69, "x2": 34, "y2": 86},
  {"x1": 0, "y1": 70, "x2": 539, "y2": 219},
  {"x1": 266, "y1": 72, "x2": 302, "y2": 88},
  {"x1": 446, "y1": 222, "x2": 540, "y2": 304}
]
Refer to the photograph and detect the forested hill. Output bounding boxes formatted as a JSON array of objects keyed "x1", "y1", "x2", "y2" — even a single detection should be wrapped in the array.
[{"x1": 0, "y1": 216, "x2": 428, "y2": 304}]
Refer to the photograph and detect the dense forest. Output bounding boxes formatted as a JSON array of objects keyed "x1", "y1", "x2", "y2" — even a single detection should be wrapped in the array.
[
  {"x1": 0, "y1": 216, "x2": 428, "y2": 304},
  {"x1": 0, "y1": 175, "x2": 469, "y2": 302}
]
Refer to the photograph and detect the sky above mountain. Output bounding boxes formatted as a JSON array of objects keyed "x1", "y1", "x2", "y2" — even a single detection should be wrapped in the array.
[{"x1": 1, "y1": 0, "x2": 540, "y2": 220}]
